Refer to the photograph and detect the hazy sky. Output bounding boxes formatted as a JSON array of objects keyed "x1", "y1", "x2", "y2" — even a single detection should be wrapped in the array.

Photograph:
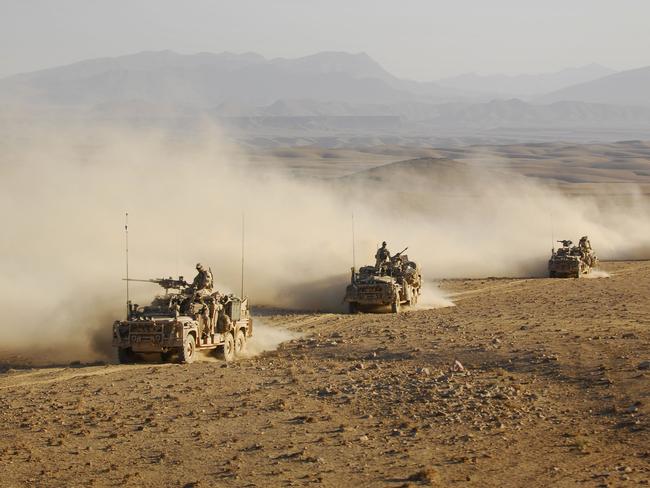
[{"x1": 1, "y1": 0, "x2": 649, "y2": 80}]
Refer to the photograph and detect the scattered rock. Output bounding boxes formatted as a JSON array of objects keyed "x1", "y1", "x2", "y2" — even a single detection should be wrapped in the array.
[{"x1": 451, "y1": 360, "x2": 465, "y2": 372}]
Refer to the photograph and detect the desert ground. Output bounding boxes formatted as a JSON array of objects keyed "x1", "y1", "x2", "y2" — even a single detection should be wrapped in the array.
[{"x1": 1, "y1": 260, "x2": 648, "y2": 487}]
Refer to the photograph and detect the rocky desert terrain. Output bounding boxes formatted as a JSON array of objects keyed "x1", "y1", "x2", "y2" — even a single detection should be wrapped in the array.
[{"x1": 1, "y1": 260, "x2": 648, "y2": 487}]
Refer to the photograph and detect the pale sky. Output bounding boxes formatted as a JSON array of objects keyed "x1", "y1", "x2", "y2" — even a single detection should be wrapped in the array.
[{"x1": 1, "y1": 0, "x2": 649, "y2": 80}]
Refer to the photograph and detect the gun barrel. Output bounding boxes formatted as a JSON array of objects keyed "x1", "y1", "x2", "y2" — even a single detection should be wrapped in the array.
[{"x1": 122, "y1": 278, "x2": 156, "y2": 283}]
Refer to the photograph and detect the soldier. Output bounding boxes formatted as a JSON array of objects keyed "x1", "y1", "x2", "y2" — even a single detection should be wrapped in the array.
[
  {"x1": 375, "y1": 241, "x2": 391, "y2": 268},
  {"x1": 190, "y1": 263, "x2": 213, "y2": 297},
  {"x1": 579, "y1": 236, "x2": 594, "y2": 266}
]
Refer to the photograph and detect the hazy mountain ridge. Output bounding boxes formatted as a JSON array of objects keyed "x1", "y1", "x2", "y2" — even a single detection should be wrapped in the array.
[
  {"x1": 2, "y1": 50, "x2": 636, "y2": 111},
  {"x1": 437, "y1": 63, "x2": 616, "y2": 97},
  {"x1": 2, "y1": 50, "x2": 650, "y2": 144},
  {"x1": 0, "y1": 50, "x2": 455, "y2": 108},
  {"x1": 537, "y1": 66, "x2": 650, "y2": 106}
]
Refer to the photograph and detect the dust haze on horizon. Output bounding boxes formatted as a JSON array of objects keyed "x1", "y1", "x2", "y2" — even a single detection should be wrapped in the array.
[
  {"x1": 1, "y1": 121, "x2": 650, "y2": 364},
  {"x1": 1, "y1": 0, "x2": 650, "y2": 80}
]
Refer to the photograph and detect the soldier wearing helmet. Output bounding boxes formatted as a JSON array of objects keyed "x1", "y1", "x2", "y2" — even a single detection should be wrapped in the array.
[
  {"x1": 375, "y1": 241, "x2": 391, "y2": 269},
  {"x1": 578, "y1": 236, "x2": 594, "y2": 267},
  {"x1": 191, "y1": 263, "x2": 213, "y2": 295}
]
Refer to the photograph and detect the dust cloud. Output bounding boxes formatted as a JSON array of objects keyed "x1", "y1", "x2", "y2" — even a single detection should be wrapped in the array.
[
  {"x1": 1, "y1": 122, "x2": 649, "y2": 363},
  {"x1": 243, "y1": 321, "x2": 301, "y2": 357},
  {"x1": 194, "y1": 322, "x2": 298, "y2": 362},
  {"x1": 414, "y1": 282, "x2": 455, "y2": 310},
  {"x1": 585, "y1": 269, "x2": 611, "y2": 279}
]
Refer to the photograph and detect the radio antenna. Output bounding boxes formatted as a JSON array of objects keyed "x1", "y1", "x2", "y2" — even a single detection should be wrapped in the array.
[
  {"x1": 351, "y1": 212, "x2": 356, "y2": 269},
  {"x1": 241, "y1": 213, "x2": 245, "y2": 298},
  {"x1": 550, "y1": 210, "x2": 555, "y2": 253},
  {"x1": 125, "y1": 212, "x2": 130, "y2": 319}
]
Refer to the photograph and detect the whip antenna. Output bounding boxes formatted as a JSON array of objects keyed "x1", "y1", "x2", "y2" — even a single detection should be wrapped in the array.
[
  {"x1": 550, "y1": 210, "x2": 555, "y2": 252},
  {"x1": 352, "y1": 212, "x2": 356, "y2": 269},
  {"x1": 241, "y1": 213, "x2": 245, "y2": 298},
  {"x1": 125, "y1": 212, "x2": 130, "y2": 319}
]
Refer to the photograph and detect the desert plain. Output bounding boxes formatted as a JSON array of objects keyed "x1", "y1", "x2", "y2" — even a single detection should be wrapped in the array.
[{"x1": 1, "y1": 140, "x2": 649, "y2": 487}]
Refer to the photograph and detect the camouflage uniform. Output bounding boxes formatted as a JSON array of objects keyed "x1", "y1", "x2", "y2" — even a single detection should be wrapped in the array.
[
  {"x1": 375, "y1": 242, "x2": 391, "y2": 268},
  {"x1": 579, "y1": 236, "x2": 594, "y2": 266},
  {"x1": 191, "y1": 263, "x2": 213, "y2": 297}
]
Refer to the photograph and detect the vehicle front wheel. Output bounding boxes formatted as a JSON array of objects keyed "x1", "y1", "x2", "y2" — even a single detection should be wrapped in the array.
[
  {"x1": 179, "y1": 334, "x2": 196, "y2": 364},
  {"x1": 117, "y1": 347, "x2": 136, "y2": 364},
  {"x1": 234, "y1": 329, "x2": 246, "y2": 357},
  {"x1": 219, "y1": 332, "x2": 235, "y2": 362}
]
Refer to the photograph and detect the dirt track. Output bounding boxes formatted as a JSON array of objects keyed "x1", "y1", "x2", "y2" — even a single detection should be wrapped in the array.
[{"x1": 1, "y1": 261, "x2": 648, "y2": 487}]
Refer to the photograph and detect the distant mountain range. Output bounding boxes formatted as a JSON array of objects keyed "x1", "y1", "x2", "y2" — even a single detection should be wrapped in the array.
[
  {"x1": 1, "y1": 50, "x2": 649, "y2": 144},
  {"x1": 537, "y1": 66, "x2": 650, "y2": 106},
  {"x1": 437, "y1": 63, "x2": 616, "y2": 97},
  {"x1": 4, "y1": 50, "x2": 649, "y2": 110},
  {"x1": 0, "y1": 50, "x2": 462, "y2": 108}
]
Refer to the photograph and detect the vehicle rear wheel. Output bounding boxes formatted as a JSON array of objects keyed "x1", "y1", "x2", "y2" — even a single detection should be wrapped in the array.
[
  {"x1": 160, "y1": 350, "x2": 174, "y2": 362},
  {"x1": 549, "y1": 271, "x2": 556, "y2": 278},
  {"x1": 234, "y1": 329, "x2": 246, "y2": 356},
  {"x1": 117, "y1": 347, "x2": 136, "y2": 364},
  {"x1": 348, "y1": 302, "x2": 358, "y2": 314},
  {"x1": 391, "y1": 298, "x2": 401, "y2": 314},
  {"x1": 179, "y1": 334, "x2": 196, "y2": 364},
  {"x1": 219, "y1": 332, "x2": 235, "y2": 362}
]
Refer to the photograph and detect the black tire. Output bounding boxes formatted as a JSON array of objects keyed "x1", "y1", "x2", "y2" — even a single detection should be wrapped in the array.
[
  {"x1": 234, "y1": 329, "x2": 246, "y2": 357},
  {"x1": 219, "y1": 332, "x2": 235, "y2": 362},
  {"x1": 391, "y1": 298, "x2": 401, "y2": 314},
  {"x1": 179, "y1": 334, "x2": 196, "y2": 364},
  {"x1": 160, "y1": 350, "x2": 174, "y2": 362},
  {"x1": 117, "y1": 347, "x2": 136, "y2": 364},
  {"x1": 348, "y1": 302, "x2": 358, "y2": 314},
  {"x1": 549, "y1": 271, "x2": 556, "y2": 278}
]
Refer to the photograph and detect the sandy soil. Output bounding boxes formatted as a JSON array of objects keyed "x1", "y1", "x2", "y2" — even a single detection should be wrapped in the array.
[{"x1": 1, "y1": 261, "x2": 648, "y2": 487}]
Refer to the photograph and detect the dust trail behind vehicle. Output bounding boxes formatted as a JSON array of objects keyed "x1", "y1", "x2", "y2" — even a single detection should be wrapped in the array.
[{"x1": 1, "y1": 121, "x2": 649, "y2": 363}]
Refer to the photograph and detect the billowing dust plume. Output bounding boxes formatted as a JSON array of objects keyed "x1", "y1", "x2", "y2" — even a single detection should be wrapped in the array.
[
  {"x1": 414, "y1": 282, "x2": 455, "y2": 310},
  {"x1": 242, "y1": 321, "x2": 301, "y2": 357},
  {"x1": 1, "y1": 122, "x2": 649, "y2": 363},
  {"x1": 584, "y1": 270, "x2": 611, "y2": 279}
]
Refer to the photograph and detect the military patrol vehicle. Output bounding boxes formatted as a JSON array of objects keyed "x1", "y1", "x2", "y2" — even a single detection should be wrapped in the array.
[
  {"x1": 548, "y1": 236, "x2": 598, "y2": 278},
  {"x1": 112, "y1": 275, "x2": 252, "y2": 364},
  {"x1": 345, "y1": 246, "x2": 422, "y2": 313}
]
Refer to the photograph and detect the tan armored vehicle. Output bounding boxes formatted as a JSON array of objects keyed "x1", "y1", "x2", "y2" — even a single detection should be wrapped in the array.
[
  {"x1": 344, "y1": 247, "x2": 422, "y2": 313},
  {"x1": 548, "y1": 236, "x2": 598, "y2": 278},
  {"x1": 112, "y1": 276, "x2": 252, "y2": 364}
]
